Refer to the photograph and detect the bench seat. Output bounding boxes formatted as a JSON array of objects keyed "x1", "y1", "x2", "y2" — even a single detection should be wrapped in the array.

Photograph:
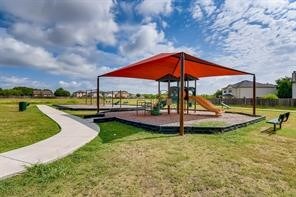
[
  {"x1": 266, "y1": 119, "x2": 281, "y2": 125},
  {"x1": 266, "y1": 112, "x2": 290, "y2": 131}
]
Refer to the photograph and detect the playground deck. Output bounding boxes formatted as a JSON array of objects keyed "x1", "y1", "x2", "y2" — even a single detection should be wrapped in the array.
[{"x1": 94, "y1": 110, "x2": 265, "y2": 134}]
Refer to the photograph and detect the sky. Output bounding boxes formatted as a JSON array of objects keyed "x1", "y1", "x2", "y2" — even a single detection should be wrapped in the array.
[{"x1": 0, "y1": 0, "x2": 295, "y2": 94}]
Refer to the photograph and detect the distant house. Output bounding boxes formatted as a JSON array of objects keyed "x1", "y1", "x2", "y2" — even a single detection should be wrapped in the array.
[
  {"x1": 222, "y1": 80, "x2": 276, "y2": 98},
  {"x1": 72, "y1": 90, "x2": 86, "y2": 98},
  {"x1": 114, "y1": 91, "x2": 129, "y2": 98},
  {"x1": 32, "y1": 89, "x2": 54, "y2": 97},
  {"x1": 105, "y1": 92, "x2": 113, "y2": 98},
  {"x1": 88, "y1": 91, "x2": 97, "y2": 98},
  {"x1": 129, "y1": 93, "x2": 137, "y2": 99}
]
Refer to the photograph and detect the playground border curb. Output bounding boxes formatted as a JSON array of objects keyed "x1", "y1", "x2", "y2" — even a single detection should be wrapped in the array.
[{"x1": 93, "y1": 112, "x2": 265, "y2": 134}]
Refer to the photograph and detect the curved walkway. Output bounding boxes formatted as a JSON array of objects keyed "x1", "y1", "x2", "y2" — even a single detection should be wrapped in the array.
[{"x1": 0, "y1": 105, "x2": 98, "y2": 180}]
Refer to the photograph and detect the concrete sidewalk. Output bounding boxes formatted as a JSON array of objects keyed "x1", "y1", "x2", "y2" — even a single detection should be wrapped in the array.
[{"x1": 0, "y1": 105, "x2": 98, "y2": 180}]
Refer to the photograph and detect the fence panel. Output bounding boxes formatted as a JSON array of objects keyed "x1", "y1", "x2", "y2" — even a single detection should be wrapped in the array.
[{"x1": 209, "y1": 98, "x2": 296, "y2": 107}]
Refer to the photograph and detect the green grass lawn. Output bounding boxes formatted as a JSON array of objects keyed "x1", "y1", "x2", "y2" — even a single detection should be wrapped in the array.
[
  {"x1": 0, "y1": 98, "x2": 295, "y2": 196},
  {"x1": 0, "y1": 106, "x2": 295, "y2": 196},
  {"x1": 0, "y1": 98, "x2": 87, "y2": 105},
  {"x1": 0, "y1": 104, "x2": 60, "y2": 153}
]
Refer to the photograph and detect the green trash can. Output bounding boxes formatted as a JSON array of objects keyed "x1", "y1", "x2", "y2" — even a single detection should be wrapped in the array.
[{"x1": 19, "y1": 102, "x2": 29, "y2": 112}]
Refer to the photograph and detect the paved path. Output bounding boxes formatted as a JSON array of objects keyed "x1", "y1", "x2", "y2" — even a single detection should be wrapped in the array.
[{"x1": 0, "y1": 105, "x2": 98, "y2": 180}]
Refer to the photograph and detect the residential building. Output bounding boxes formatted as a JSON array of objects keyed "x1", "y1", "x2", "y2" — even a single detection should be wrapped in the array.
[
  {"x1": 222, "y1": 80, "x2": 276, "y2": 98},
  {"x1": 88, "y1": 91, "x2": 97, "y2": 98},
  {"x1": 114, "y1": 91, "x2": 129, "y2": 98},
  {"x1": 72, "y1": 90, "x2": 86, "y2": 98},
  {"x1": 32, "y1": 89, "x2": 54, "y2": 97}
]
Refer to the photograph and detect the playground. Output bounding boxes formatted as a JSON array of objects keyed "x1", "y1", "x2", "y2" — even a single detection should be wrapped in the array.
[{"x1": 94, "y1": 52, "x2": 263, "y2": 134}]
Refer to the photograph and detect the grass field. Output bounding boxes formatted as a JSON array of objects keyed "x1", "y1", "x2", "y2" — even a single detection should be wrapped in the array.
[
  {"x1": 0, "y1": 104, "x2": 60, "y2": 153},
  {"x1": 0, "y1": 98, "x2": 295, "y2": 196}
]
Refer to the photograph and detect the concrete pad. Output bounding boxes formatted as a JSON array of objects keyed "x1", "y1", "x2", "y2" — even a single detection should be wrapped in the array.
[{"x1": 0, "y1": 105, "x2": 98, "y2": 180}]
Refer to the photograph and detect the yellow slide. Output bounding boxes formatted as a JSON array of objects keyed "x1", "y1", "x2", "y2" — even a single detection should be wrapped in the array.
[{"x1": 189, "y1": 96, "x2": 224, "y2": 116}]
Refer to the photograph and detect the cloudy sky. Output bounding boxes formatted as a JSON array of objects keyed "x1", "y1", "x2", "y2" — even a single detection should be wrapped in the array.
[{"x1": 0, "y1": 0, "x2": 295, "y2": 94}]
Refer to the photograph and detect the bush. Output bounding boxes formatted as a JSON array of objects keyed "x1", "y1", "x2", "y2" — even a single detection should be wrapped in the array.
[
  {"x1": 262, "y1": 93, "x2": 278, "y2": 100},
  {"x1": 54, "y1": 88, "x2": 70, "y2": 97}
]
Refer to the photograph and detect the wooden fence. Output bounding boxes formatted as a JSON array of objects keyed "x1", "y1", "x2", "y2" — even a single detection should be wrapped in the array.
[{"x1": 210, "y1": 98, "x2": 296, "y2": 107}]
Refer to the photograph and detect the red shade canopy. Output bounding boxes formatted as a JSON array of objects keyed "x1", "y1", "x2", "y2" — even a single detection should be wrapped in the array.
[{"x1": 100, "y1": 52, "x2": 252, "y2": 81}]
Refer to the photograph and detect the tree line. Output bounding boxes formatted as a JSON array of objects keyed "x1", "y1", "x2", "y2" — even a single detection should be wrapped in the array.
[
  {"x1": 0, "y1": 87, "x2": 70, "y2": 97},
  {"x1": 0, "y1": 77, "x2": 293, "y2": 98}
]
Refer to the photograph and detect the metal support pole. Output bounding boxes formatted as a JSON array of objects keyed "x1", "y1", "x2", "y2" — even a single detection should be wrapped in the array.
[
  {"x1": 90, "y1": 89, "x2": 93, "y2": 105},
  {"x1": 97, "y1": 77, "x2": 100, "y2": 113},
  {"x1": 158, "y1": 81, "x2": 161, "y2": 104},
  {"x1": 253, "y1": 74, "x2": 256, "y2": 116},
  {"x1": 194, "y1": 79, "x2": 197, "y2": 112},
  {"x1": 111, "y1": 91, "x2": 113, "y2": 107},
  {"x1": 186, "y1": 79, "x2": 189, "y2": 114},
  {"x1": 120, "y1": 90, "x2": 122, "y2": 109},
  {"x1": 168, "y1": 79, "x2": 171, "y2": 114},
  {"x1": 179, "y1": 52, "x2": 185, "y2": 136},
  {"x1": 85, "y1": 90, "x2": 87, "y2": 104},
  {"x1": 177, "y1": 80, "x2": 180, "y2": 114}
]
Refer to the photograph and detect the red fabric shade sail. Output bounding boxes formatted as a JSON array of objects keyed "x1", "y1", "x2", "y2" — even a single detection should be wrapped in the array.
[{"x1": 100, "y1": 52, "x2": 252, "y2": 80}]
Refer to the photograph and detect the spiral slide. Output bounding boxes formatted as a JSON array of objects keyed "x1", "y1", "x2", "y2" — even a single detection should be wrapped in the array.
[{"x1": 189, "y1": 96, "x2": 224, "y2": 116}]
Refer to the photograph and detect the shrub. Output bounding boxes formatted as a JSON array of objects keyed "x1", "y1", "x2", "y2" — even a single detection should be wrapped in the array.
[{"x1": 262, "y1": 93, "x2": 278, "y2": 100}]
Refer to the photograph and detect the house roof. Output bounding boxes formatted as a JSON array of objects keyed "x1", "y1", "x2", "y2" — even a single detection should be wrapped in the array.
[
  {"x1": 225, "y1": 80, "x2": 276, "y2": 89},
  {"x1": 100, "y1": 52, "x2": 252, "y2": 81}
]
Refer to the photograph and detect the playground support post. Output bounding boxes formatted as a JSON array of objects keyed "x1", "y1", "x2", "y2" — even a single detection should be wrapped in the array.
[
  {"x1": 85, "y1": 90, "x2": 87, "y2": 104},
  {"x1": 253, "y1": 74, "x2": 256, "y2": 116},
  {"x1": 90, "y1": 89, "x2": 93, "y2": 105},
  {"x1": 168, "y1": 79, "x2": 171, "y2": 114},
  {"x1": 177, "y1": 81, "x2": 179, "y2": 114},
  {"x1": 97, "y1": 77, "x2": 100, "y2": 113},
  {"x1": 194, "y1": 79, "x2": 197, "y2": 112},
  {"x1": 186, "y1": 79, "x2": 189, "y2": 114},
  {"x1": 111, "y1": 91, "x2": 114, "y2": 107},
  {"x1": 158, "y1": 81, "x2": 160, "y2": 104},
  {"x1": 120, "y1": 90, "x2": 122, "y2": 109},
  {"x1": 179, "y1": 52, "x2": 185, "y2": 136}
]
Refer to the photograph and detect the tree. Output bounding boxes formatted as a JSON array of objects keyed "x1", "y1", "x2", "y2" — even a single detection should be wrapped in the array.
[
  {"x1": 54, "y1": 88, "x2": 70, "y2": 97},
  {"x1": 276, "y1": 77, "x2": 292, "y2": 98},
  {"x1": 214, "y1": 89, "x2": 222, "y2": 98},
  {"x1": 13, "y1": 86, "x2": 33, "y2": 96},
  {"x1": 136, "y1": 93, "x2": 141, "y2": 98}
]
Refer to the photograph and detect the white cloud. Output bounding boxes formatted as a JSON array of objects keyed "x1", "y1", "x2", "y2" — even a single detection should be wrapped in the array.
[
  {"x1": 0, "y1": 0, "x2": 118, "y2": 46},
  {"x1": 0, "y1": 75, "x2": 47, "y2": 88},
  {"x1": 191, "y1": 0, "x2": 216, "y2": 21},
  {"x1": 136, "y1": 0, "x2": 173, "y2": 17},
  {"x1": 58, "y1": 80, "x2": 93, "y2": 91},
  {"x1": 190, "y1": 0, "x2": 296, "y2": 93},
  {"x1": 120, "y1": 23, "x2": 169, "y2": 57},
  {"x1": 0, "y1": 34, "x2": 110, "y2": 79},
  {"x1": 119, "y1": 22, "x2": 198, "y2": 59}
]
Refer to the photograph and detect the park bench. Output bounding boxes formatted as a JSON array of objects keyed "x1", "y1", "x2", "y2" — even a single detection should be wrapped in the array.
[{"x1": 266, "y1": 112, "x2": 290, "y2": 131}]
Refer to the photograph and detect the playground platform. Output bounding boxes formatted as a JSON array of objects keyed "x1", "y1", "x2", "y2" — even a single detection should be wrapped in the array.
[
  {"x1": 93, "y1": 110, "x2": 265, "y2": 134},
  {"x1": 54, "y1": 104, "x2": 142, "y2": 111}
]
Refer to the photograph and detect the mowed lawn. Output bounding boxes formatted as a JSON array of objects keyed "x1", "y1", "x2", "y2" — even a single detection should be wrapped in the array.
[
  {"x1": 0, "y1": 104, "x2": 295, "y2": 196},
  {"x1": 0, "y1": 104, "x2": 60, "y2": 153}
]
